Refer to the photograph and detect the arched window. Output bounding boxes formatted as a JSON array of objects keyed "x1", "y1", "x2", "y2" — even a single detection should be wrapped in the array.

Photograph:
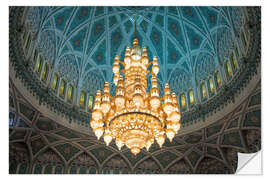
[
  {"x1": 88, "y1": 95, "x2": 94, "y2": 110},
  {"x1": 113, "y1": 169, "x2": 120, "y2": 174},
  {"x1": 59, "y1": 79, "x2": 66, "y2": 97},
  {"x1": 69, "y1": 166, "x2": 77, "y2": 174},
  {"x1": 67, "y1": 85, "x2": 73, "y2": 102},
  {"x1": 18, "y1": 163, "x2": 28, "y2": 174},
  {"x1": 52, "y1": 73, "x2": 59, "y2": 90},
  {"x1": 41, "y1": 63, "x2": 48, "y2": 81},
  {"x1": 33, "y1": 164, "x2": 42, "y2": 174},
  {"x1": 201, "y1": 82, "x2": 207, "y2": 99},
  {"x1": 208, "y1": 78, "x2": 215, "y2": 95},
  {"x1": 33, "y1": 49, "x2": 38, "y2": 62},
  {"x1": 80, "y1": 91, "x2": 86, "y2": 107},
  {"x1": 215, "y1": 71, "x2": 222, "y2": 88},
  {"x1": 54, "y1": 165, "x2": 63, "y2": 174},
  {"x1": 25, "y1": 32, "x2": 31, "y2": 51},
  {"x1": 231, "y1": 52, "x2": 238, "y2": 71},
  {"x1": 241, "y1": 30, "x2": 247, "y2": 48},
  {"x1": 180, "y1": 93, "x2": 186, "y2": 109},
  {"x1": 226, "y1": 61, "x2": 232, "y2": 77},
  {"x1": 44, "y1": 165, "x2": 53, "y2": 174},
  {"x1": 22, "y1": 28, "x2": 28, "y2": 41},
  {"x1": 9, "y1": 111, "x2": 15, "y2": 127},
  {"x1": 103, "y1": 168, "x2": 110, "y2": 174},
  {"x1": 36, "y1": 55, "x2": 43, "y2": 73},
  {"x1": 79, "y1": 167, "x2": 87, "y2": 174},
  {"x1": 89, "y1": 167, "x2": 97, "y2": 174},
  {"x1": 188, "y1": 90, "x2": 194, "y2": 105}
]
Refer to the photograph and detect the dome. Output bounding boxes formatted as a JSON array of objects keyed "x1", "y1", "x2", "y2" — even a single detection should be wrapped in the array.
[{"x1": 9, "y1": 6, "x2": 261, "y2": 174}]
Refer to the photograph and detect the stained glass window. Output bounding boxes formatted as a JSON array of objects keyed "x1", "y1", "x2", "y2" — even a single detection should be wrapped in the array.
[
  {"x1": 180, "y1": 93, "x2": 186, "y2": 108},
  {"x1": 226, "y1": 61, "x2": 232, "y2": 77},
  {"x1": 67, "y1": 85, "x2": 73, "y2": 101},
  {"x1": 41, "y1": 63, "x2": 48, "y2": 81},
  {"x1": 209, "y1": 78, "x2": 215, "y2": 93},
  {"x1": 88, "y1": 95, "x2": 93, "y2": 110},
  {"x1": 201, "y1": 83, "x2": 207, "y2": 98},
  {"x1": 36, "y1": 55, "x2": 42, "y2": 73},
  {"x1": 52, "y1": 74, "x2": 59, "y2": 90},
  {"x1": 215, "y1": 71, "x2": 221, "y2": 88},
  {"x1": 189, "y1": 90, "x2": 194, "y2": 105},
  {"x1": 80, "y1": 91, "x2": 85, "y2": 107},
  {"x1": 59, "y1": 79, "x2": 66, "y2": 96},
  {"x1": 231, "y1": 53, "x2": 238, "y2": 70}
]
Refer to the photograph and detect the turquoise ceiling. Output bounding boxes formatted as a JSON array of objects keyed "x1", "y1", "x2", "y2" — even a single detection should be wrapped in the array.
[{"x1": 25, "y1": 6, "x2": 247, "y2": 95}]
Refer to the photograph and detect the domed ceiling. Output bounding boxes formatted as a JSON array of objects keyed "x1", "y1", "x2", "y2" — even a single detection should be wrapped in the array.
[
  {"x1": 24, "y1": 6, "x2": 247, "y2": 95},
  {"x1": 9, "y1": 6, "x2": 261, "y2": 174}
]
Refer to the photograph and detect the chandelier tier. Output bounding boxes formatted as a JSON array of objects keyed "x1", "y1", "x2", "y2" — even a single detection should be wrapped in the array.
[{"x1": 90, "y1": 37, "x2": 181, "y2": 155}]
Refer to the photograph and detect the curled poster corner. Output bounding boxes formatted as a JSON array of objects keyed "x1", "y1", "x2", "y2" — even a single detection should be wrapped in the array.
[{"x1": 236, "y1": 151, "x2": 262, "y2": 174}]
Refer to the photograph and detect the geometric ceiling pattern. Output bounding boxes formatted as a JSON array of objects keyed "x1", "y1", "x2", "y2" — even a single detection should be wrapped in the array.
[
  {"x1": 24, "y1": 6, "x2": 247, "y2": 95},
  {"x1": 10, "y1": 6, "x2": 260, "y2": 128},
  {"x1": 9, "y1": 6, "x2": 261, "y2": 174},
  {"x1": 9, "y1": 77, "x2": 261, "y2": 174}
]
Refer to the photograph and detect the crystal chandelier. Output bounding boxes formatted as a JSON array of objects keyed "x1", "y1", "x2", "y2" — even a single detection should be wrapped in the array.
[{"x1": 90, "y1": 8, "x2": 181, "y2": 155}]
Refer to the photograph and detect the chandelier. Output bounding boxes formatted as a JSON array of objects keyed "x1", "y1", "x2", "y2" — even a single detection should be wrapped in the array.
[{"x1": 90, "y1": 8, "x2": 181, "y2": 155}]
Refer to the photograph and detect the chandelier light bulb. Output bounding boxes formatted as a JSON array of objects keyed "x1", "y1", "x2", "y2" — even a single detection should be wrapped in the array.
[
  {"x1": 152, "y1": 64, "x2": 159, "y2": 76},
  {"x1": 113, "y1": 75, "x2": 119, "y2": 85},
  {"x1": 95, "y1": 127, "x2": 104, "y2": 140},
  {"x1": 131, "y1": 147, "x2": 140, "y2": 155},
  {"x1": 90, "y1": 120, "x2": 103, "y2": 129},
  {"x1": 156, "y1": 134, "x2": 165, "y2": 148},
  {"x1": 116, "y1": 139, "x2": 124, "y2": 150},
  {"x1": 101, "y1": 101, "x2": 111, "y2": 114},
  {"x1": 92, "y1": 109, "x2": 102, "y2": 121},
  {"x1": 171, "y1": 122, "x2": 180, "y2": 133},
  {"x1": 113, "y1": 62, "x2": 120, "y2": 74},
  {"x1": 166, "y1": 129, "x2": 175, "y2": 142},
  {"x1": 146, "y1": 138, "x2": 154, "y2": 151},
  {"x1": 169, "y1": 111, "x2": 181, "y2": 122},
  {"x1": 104, "y1": 133, "x2": 112, "y2": 146}
]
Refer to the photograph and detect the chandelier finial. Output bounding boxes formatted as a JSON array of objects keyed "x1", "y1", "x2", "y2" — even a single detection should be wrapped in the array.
[{"x1": 134, "y1": 6, "x2": 137, "y2": 38}]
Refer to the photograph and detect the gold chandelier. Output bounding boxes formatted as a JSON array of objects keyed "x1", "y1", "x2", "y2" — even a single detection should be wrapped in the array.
[{"x1": 90, "y1": 8, "x2": 181, "y2": 156}]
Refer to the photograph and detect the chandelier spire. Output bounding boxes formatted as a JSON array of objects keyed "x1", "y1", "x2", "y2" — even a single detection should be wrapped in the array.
[
  {"x1": 90, "y1": 10, "x2": 181, "y2": 155},
  {"x1": 134, "y1": 6, "x2": 137, "y2": 38}
]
